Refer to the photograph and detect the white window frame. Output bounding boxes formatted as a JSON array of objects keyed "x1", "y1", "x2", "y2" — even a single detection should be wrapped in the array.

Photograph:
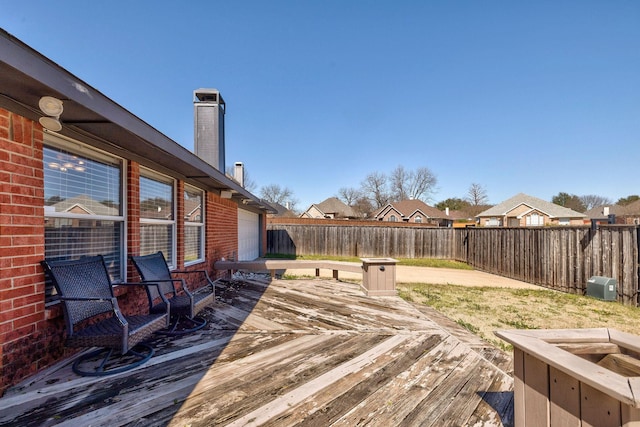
[
  {"x1": 526, "y1": 213, "x2": 544, "y2": 226},
  {"x1": 184, "y1": 184, "x2": 205, "y2": 266},
  {"x1": 139, "y1": 168, "x2": 176, "y2": 268},
  {"x1": 486, "y1": 217, "x2": 500, "y2": 226},
  {"x1": 43, "y1": 133, "x2": 126, "y2": 283},
  {"x1": 415, "y1": 215, "x2": 422, "y2": 223}
]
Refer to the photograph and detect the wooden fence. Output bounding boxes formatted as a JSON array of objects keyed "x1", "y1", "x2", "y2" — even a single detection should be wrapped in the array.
[
  {"x1": 267, "y1": 222, "x2": 640, "y2": 305},
  {"x1": 268, "y1": 223, "x2": 454, "y2": 259}
]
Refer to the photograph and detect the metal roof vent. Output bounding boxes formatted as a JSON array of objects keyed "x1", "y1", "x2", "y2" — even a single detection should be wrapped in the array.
[{"x1": 194, "y1": 88, "x2": 226, "y2": 171}]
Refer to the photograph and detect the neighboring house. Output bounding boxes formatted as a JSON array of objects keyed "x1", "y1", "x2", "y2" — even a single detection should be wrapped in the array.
[
  {"x1": 373, "y1": 199, "x2": 450, "y2": 226},
  {"x1": 300, "y1": 197, "x2": 359, "y2": 219},
  {"x1": 476, "y1": 193, "x2": 586, "y2": 227},
  {"x1": 0, "y1": 30, "x2": 272, "y2": 395},
  {"x1": 444, "y1": 208, "x2": 477, "y2": 228},
  {"x1": 268, "y1": 201, "x2": 297, "y2": 218},
  {"x1": 49, "y1": 194, "x2": 119, "y2": 216},
  {"x1": 46, "y1": 195, "x2": 120, "y2": 228},
  {"x1": 585, "y1": 202, "x2": 640, "y2": 225}
]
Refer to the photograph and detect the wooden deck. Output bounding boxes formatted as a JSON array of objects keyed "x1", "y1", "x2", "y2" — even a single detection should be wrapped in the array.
[{"x1": 0, "y1": 275, "x2": 515, "y2": 426}]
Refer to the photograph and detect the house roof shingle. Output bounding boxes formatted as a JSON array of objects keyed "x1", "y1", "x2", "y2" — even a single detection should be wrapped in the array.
[
  {"x1": 314, "y1": 197, "x2": 358, "y2": 218},
  {"x1": 477, "y1": 193, "x2": 586, "y2": 218},
  {"x1": 374, "y1": 199, "x2": 446, "y2": 219},
  {"x1": 269, "y1": 201, "x2": 297, "y2": 217},
  {"x1": 585, "y1": 200, "x2": 640, "y2": 219},
  {"x1": 301, "y1": 197, "x2": 358, "y2": 219},
  {"x1": 52, "y1": 195, "x2": 119, "y2": 216}
]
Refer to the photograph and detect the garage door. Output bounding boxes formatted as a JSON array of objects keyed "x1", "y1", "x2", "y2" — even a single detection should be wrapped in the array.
[{"x1": 238, "y1": 209, "x2": 260, "y2": 261}]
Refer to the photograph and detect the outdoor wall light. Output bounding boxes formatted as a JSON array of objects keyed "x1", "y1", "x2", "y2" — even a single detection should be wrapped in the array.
[{"x1": 38, "y1": 96, "x2": 64, "y2": 131}]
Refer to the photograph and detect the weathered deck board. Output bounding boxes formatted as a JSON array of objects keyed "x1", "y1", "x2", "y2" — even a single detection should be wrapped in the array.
[{"x1": 0, "y1": 276, "x2": 514, "y2": 426}]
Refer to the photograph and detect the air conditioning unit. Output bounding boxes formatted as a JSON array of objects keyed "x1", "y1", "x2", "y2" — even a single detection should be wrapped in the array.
[{"x1": 586, "y1": 276, "x2": 617, "y2": 301}]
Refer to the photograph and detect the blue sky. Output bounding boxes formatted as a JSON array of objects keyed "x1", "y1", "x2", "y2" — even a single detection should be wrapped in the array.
[{"x1": 2, "y1": 1, "x2": 639, "y2": 210}]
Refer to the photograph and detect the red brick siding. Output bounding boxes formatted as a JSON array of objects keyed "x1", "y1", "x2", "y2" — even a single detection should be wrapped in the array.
[
  {"x1": 207, "y1": 193, "x2": 238, "y2": 279},
  {"x1": 127, "y1": 161, "x2": 140, "y2": 260},
  {"x1": 0, "y1": 108, "x2": 247, "y2": 395},
  {"x1": 0, "y1": 109, "x2": 50, "y2": 394}
]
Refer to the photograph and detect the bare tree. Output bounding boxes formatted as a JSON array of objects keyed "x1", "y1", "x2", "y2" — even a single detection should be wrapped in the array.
[
  {"x1": 225, "y1": 166, "x2": 257, "y2": 193},
  {"x1": 466, "y1": 183, "x2": 489, "y2": 207},
  {"x1": 337, "y1": 187, "x2": 362, "y2": 206},
  {"x1": 580, "y1": 194, "x2": 613, "y2": 211},
  {"x1": 352, "y1": 196, "x2": 374, "y2": 218},
  {"x1": 407, "y1": 167, "x2": 438, "y2": 202},
  {"x1": 259, "y1": 184, "x2": 297, "y2": 211},
  {"x1": 389, "y1": 165, "x2": 438, "y2": 202},
  {"x1": 390, "y1": 166, "x2": 411, "y2": 201},
  {"x1": 361, "y1": 172, "x2": 390, "y2": 209}
]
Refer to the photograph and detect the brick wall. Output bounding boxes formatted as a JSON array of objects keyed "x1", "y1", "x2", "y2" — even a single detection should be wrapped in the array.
[
  {"x1": 207, "y1": 193, "x2": 238, "y2": 279},
  {"x1": 0, "y1": 109, "x2": 52, "y2": 394},
  {"x1": 118, "y1": 159, "x2": 149, "y2": 316},
  {"x1": 0, "y1": 109, "x2": 244, "y2": 395}
]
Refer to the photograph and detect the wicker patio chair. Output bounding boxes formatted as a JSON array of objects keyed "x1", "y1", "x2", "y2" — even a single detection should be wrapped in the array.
[
  {"x1": 130, "y1": 251, "x2": 215, "y2": 335},
  {"x1": 42, "y1": 255, "x2": 170, "y2": 376}
]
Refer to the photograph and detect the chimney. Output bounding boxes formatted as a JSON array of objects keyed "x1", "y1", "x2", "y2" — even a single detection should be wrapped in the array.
[
  {"x1": 194, "y1": 88, "x2": 225, "y2": 171},
  {"x1": 445, "y1": 207, "x2": 450, "y2": 216},
  {"x1": 603, "y1": 206, "x2": 610, "y2": 216},
  {"x1": 233, "y1": 162, "x2": 244, "y2": 187}
]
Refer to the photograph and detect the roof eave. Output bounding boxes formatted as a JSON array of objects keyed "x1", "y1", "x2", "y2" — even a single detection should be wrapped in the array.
[{"x1": 0, "y1": 29, "x2": 267, "y2": 211}]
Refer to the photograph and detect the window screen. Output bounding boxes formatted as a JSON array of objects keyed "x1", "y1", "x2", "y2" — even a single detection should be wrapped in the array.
[
  {"x1": 43, "y1": 142, "x2": 124, "y2": 299},
  {"x1": 140, "y1": 173, "x2": 175, "y2": 266},
  {"x1": 184, "y1": 185, "x2": 204, "y2": 264}
]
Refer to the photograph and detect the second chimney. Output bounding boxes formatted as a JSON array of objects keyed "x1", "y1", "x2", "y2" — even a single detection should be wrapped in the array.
[
  {"x1": 194, "y1": 88, "x2": 225, "y2": 171},
  {"x1": 233, "y1": 162, "x2": 244, "y2": 187}
]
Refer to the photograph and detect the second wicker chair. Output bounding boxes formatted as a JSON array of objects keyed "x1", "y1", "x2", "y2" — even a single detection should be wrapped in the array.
[{"x1": 130, "y1": 251, "x2": 216, "y2": 335}]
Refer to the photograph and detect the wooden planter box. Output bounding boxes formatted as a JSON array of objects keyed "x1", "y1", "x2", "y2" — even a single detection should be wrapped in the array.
[
  {"x1": 360, "y1": 258, "x2": 397, "y2": 296},
  {"x1": 495, "y1": 328, "x2": 640, "y2": 427}
]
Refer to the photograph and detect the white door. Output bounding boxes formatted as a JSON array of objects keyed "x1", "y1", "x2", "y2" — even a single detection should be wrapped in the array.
[{"x1": 238, "y1": 209, "x2": 260, "y2": 260}]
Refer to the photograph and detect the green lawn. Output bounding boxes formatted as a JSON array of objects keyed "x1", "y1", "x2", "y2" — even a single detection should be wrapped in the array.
[
  {"x1": 264, "y1": 254, "x2": 472, "y2": 269},
  {"x1": 397, "y1": 283, "x2": 640, "y2": 352}
]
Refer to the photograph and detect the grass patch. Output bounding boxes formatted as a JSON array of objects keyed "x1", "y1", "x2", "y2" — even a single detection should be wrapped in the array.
[
  {"x1": 456, "y1": 319, "x2": 480, "y2": 334},
  {"x1": 265, "y1": 254, "x2": 473, "y2": 269},
  {"x1": 263, "y1": 253, "x2": 297, "y2": 260},
  {"x1": 397, "y1": 258, "x2": 473, "y2": 269},
  {"x1": 397, "y1": 282, "x2": 640, "y2": 351}
]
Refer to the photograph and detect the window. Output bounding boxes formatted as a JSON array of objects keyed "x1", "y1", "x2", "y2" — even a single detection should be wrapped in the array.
[
  {"x1": 415, "y1": 215, "x2": 422, "y2": 223},
  {"x1": 526, "y1": 213, "x2": 544, "y2": 226},
  {"x1": 559, "y1": 218, "x2": 570, "y2": 226},
  {"x1": 184, "y1": 185, "x2": 204, "y2": 265},
  {"x1": 43, "y1": 138, "x2": 124, "y2": 290},
  {"x1": 389, "y1": 215, "x2": 398, "y2": 222},
  {"x1": 140, "y1": 171, "x2": 175, "y2": 267},
  {"x1": 486, "y1": 217, "x2": 500, "y2": 226}
]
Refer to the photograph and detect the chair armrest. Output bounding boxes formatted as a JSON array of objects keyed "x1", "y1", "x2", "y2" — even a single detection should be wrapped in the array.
[
  {"x1": 172, "y1": 270, "x2": 215, "y2": 292},
  {"x1": 117, "y1": 282, "x2": 172, "y2": 311},
  {"x1": 135, "y1": 278, "x2": 191, "y2": 299}
]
